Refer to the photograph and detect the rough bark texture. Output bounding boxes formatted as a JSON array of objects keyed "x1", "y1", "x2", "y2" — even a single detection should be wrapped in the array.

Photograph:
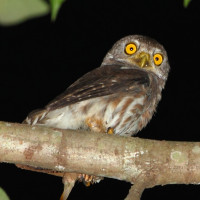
[{"x1": 1, "y1": 121, "x2": 200, "y2": 199}]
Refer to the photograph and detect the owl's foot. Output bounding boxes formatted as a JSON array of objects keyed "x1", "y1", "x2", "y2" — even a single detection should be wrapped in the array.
[{"x1": 78, "y1": 174, "x2": 103, "y2": 186}]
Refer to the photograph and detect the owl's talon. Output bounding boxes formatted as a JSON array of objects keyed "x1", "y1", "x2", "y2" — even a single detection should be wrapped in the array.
[
  {"x1": 107, "y1": 127, "x2": 114, "y2": 134},
  {"x1": 84, "y1": 181, "x2": 91, "y2": 187},
  {"x1": 78, "y1": 174, "x2": 103, "y2": 186}
]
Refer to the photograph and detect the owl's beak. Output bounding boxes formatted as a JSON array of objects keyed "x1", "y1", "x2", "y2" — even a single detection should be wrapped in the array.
[{"x1": 134, "y1": 52, "x2": 152, "y2": 69}]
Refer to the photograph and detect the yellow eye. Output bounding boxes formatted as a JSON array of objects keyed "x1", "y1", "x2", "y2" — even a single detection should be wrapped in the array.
[
  {"x1": 125, "y1": 43, "x2": 137, "y2": 55},
  {"x1": 153, "y1": 53, "x2": 163, "y2": 66}
]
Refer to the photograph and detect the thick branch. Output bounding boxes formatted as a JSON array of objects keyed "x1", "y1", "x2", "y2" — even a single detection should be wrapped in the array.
[{"x1": 1, "y1": 121, "x2": 200, "y2": 199}]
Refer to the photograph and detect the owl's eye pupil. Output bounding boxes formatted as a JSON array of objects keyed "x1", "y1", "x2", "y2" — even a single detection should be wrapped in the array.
[
  {"x1": 130, "y1": 47, "x2": 133, "y2": 51},
  {"x1": 155, "y1": 57, "x2": 159, "y2": 61}
]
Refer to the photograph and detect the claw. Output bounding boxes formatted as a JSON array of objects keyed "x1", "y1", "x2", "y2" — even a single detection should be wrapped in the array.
[
  {"x1": 79, "y1": 174, "x2": 104, "y2": 186},
  {"x1": 79, "y1": 174, "x2": 92, "y2": 186},
  {"x1": 84, "y1": 181, "x2": 91, "y2": 187},
  {"x1": 107, "y1": 127, "x2": 114, "y2": 134}
]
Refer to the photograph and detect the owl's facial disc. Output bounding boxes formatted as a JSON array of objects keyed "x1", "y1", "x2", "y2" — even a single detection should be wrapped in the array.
[
  {"x1": 124, "y1": 41, "x2": 165, "y2": 78},
  {"x1": 102, "y1": 35, "x2": 170, "y2": 81},
  {"x1": 124, "y1": 42, "x2": 159, "y2": 71}
]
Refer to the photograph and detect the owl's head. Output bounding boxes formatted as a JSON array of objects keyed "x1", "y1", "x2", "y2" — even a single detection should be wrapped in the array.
[{"x1": 102, "y1": 35, "x2": 170, "y2": 81}]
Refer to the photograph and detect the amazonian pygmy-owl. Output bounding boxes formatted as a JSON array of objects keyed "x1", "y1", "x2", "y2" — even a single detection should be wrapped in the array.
[{"x1": 24, "y1": 35, "x2": 170, "y2": 138}]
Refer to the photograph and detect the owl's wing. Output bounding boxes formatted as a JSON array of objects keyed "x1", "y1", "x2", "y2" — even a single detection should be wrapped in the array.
[
  {"x1": 46, "y1": 65, "x2": 150, "y2": 110},
  {"x1": 24, "y1": 65, "x2": 150, "y2": 125}
]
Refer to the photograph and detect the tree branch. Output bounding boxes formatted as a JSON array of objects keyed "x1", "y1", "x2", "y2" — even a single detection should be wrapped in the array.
[{"x1": 1, "y1": 121, "x2": 200, "y2": 199}]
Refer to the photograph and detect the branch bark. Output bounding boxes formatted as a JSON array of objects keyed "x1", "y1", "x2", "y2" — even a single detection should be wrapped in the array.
[{"x1": 1, "y1": 121, "x2": 200, "y2": 199}]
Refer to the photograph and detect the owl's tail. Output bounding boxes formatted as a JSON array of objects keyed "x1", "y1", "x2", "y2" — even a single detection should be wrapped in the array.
[{"x1": 23, "y1": 108, "x2": 49, "y2": 125}]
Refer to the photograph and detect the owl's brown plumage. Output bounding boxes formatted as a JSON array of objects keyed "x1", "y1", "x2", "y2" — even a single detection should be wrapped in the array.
[{"x1": 24, "y1": 35, "x2": 170, "y2": 137}]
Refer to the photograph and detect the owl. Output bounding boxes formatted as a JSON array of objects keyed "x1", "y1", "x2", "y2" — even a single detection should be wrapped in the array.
[
  {"x1": 23, "y1": 35, "x2": 170, "y2": 189},
  {"x1": 24, "y1": 35, "x2": 169, "y2": 138}
]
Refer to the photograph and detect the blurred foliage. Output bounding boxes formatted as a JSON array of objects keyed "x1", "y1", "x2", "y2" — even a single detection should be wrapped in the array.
[
  {"x1": 50, "y1": 0, "x2": 65, "y2": 21},
  {"x1": 0, "y1": 0, "x2": 192, "y2": 26},
  {"x1": 183, "y1": 0, "x2": 191, "y2": 8},
  {"x1": 0, "y1": 0, "x2": 49, "y2": 26},
  {"x1": 0, "y1": 187, "x2": 10, "y2": 200}
]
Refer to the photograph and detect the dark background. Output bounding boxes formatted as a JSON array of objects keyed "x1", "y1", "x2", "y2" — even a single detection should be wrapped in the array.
[{"x1": 0, "y1": 0, "x2": 200, "y2": 199}]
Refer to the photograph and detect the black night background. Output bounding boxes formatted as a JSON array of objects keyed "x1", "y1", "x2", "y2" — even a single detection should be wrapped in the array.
[{"x1": 0, "y1": 0, "x2": 200, "y2": 199}]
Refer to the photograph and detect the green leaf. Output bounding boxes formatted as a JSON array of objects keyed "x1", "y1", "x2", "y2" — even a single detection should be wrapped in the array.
[
  {"x1": 50, "y1": 0, "x2": 65, "y2": 21},
  {"x1": 0, "y1": 187, "x2": 10, "y2": 200},
  {"x1": 183, "y1": 0, "x2": 192, "y2": 8},
  {"x1": 0, "y1": 0, "x2": 50, "y2": 26}
]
